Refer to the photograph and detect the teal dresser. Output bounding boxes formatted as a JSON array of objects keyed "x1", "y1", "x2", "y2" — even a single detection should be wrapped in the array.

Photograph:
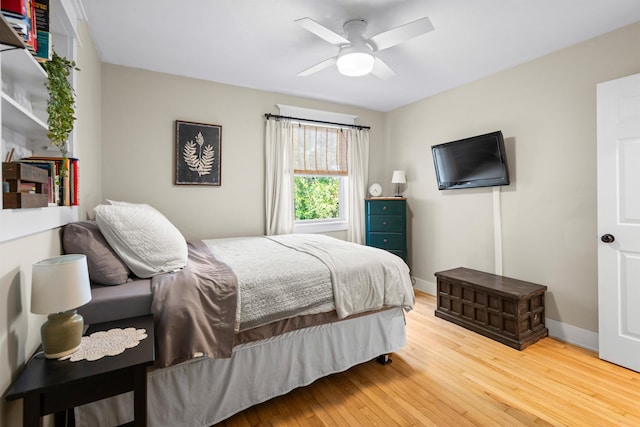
[{"x1": 365, "y1": 198, "x2": 407, "y2": 262}]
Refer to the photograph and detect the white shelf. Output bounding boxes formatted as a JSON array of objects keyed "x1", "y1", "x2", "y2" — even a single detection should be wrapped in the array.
[
  {"x1": 1, "y1": 92, "x2": 48, "y2": 143},
  {"x1": 0, "y1": 206, "x2": 78, "y2": 242},
  {"x1": 0, "y1": 13, "x2": 26, "y2": 48},
  {"x1": 1, "y1": 48, "x2": 47, "y2": 94},
  {"x1": 0, "y1": 0, "x2": 79, "y2": 239}
]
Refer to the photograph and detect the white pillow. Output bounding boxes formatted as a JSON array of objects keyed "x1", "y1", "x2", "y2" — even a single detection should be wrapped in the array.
[
  {"x1": 94, "y1": 204, "x2": 188, "y2": 278},
  {"x1": 107, "y1": 199, "x2": 148, "y2": 208}
]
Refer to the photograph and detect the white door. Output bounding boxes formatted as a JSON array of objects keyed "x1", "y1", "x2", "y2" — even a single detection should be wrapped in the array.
[{"x1": 597, "y1": 72, "x2": 640, "y2": 372}]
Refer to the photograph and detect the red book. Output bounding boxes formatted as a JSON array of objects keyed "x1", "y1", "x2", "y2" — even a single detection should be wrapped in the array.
[
  {"x1": 1, "y1": 0, "x2": 27, "y2": 16},
  {"x1": 71, "y1": 158, "x2": 79, "y2": 206},
  {"x1": 25, "y1": 0, "x2": 36, "y2": 52}
]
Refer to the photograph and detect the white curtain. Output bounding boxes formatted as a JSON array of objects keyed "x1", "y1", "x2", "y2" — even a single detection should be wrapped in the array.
[
  {"x1": 347, "y1": 128, "x2": 370, "y2": 244},
  {"x1": 265, "y1": 119, "x2": 294, "y2": 235}
]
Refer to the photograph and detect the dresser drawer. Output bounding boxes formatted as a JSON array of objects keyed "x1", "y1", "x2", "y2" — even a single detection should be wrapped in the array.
[
  {"x1": 367, "y1": 201, "x2": 404, "y2": 216},
  {"x1": 368, "y1": 215, "x2": 403, "y2": 232},
  {"x1": 368, "y1": 233, "x2": 404, "y2": 250},
  {"x1": 364, "y1": 198, "x2": 407, "y2": 262}
]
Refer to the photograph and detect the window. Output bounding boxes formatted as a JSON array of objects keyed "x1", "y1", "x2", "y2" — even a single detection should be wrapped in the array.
[{"x1": 292, "y1": 124, "x2": 349, "y2": 232}]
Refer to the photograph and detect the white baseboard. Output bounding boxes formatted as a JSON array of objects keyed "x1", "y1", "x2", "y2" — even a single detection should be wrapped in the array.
[
  {"x1": 545, "y1": 318, "x2": 599, "y2": 352},
  {"x1": 411, "y1": 276, "x2": 599, "y2": 352},
  {"x1": 413, "y1": 276, "x2": 436, "y2": 295}
]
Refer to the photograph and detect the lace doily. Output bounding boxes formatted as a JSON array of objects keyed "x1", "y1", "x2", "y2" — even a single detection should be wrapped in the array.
[{"x1": 60, "y1": 327, "x2": 148, "y2": 362}]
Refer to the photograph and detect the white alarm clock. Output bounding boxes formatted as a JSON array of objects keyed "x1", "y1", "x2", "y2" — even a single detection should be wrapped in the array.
[{"x1": 369, "y1": 183, "x2": 382, "y2": 197}]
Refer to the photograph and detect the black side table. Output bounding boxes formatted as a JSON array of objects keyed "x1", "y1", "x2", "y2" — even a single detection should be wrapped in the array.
[{"x1": 5, "y1": 314, "x2": 155, "y2": 427}]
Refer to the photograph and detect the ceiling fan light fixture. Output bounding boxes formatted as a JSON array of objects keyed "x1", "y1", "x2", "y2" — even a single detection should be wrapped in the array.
[{"x1": 336, "y1": 51, "x2": 375, "y2": 77}]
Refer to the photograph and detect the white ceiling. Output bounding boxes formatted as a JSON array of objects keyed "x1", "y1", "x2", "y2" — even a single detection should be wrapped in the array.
[{"x1": 81, "y1": 0, "x2": 640, "y2": 112}]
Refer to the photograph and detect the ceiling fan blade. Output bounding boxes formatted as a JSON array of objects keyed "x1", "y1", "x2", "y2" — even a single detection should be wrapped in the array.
[
  {"x1": 297, "y1": 57, "x2": 338, "y2": 77},
  {"x1": 295, "y1": 17, "x2": 350, "y2": 46},
  {"x1": 370, "y1": 57, "x2": 395, "y2": 80},
  {"x1": 368, "y1": 17, "x2": 434, "y2": 51}
]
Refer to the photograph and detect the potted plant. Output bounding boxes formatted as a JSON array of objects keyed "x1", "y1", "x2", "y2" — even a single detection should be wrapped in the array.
[{"x1": 42, "y1": 51, "x2": 79, "y2": 175}]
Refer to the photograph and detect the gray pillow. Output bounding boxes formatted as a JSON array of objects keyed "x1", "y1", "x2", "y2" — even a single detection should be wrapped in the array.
[{"x1": 62, "y1": 221, "x2": 131, "y2": 285}]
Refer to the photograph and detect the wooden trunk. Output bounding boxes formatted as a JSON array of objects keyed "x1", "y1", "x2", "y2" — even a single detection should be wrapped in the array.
[{"x1": 434, "y1": 267, "x2": 548, "y2": 350}]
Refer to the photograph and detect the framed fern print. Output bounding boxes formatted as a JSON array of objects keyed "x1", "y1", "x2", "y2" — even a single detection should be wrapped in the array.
[{"x1": 175, "y1": 120, "x2": 222, "y2": 185}]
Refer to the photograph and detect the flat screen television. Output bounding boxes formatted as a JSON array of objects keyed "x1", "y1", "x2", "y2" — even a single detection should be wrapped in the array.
[{"x1": 431, "y1": 130, "x2": 510, "y2": 190}]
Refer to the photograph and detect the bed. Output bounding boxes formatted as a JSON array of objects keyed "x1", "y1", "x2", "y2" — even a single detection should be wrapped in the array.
[{"x1": 62, "y1": 203, "x2": 414, "y2": 427}]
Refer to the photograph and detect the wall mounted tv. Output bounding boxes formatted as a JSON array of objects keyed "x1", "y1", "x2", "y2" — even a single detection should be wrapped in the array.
[{"x1": 431, "y1": 130, "x2": 510, "y2": 190}]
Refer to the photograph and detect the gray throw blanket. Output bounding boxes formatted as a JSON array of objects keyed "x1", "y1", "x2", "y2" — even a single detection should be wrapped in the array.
[{"x1": 151, "y1": 240, "x2": 238, "y2": 367}]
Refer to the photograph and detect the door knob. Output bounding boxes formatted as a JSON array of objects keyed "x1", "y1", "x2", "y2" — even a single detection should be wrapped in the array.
[{"x1": 601, "y1": 234, "x2": 615, "y2": 243}]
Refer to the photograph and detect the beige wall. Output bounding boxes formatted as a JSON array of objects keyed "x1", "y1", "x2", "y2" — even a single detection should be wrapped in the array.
[
  {"x1": 0, "y1": 231, "x2": 62, "y2": 426},
  {"x1": 75, "y1": 22, "x2": 103, "y2": 220},
  {"x1": 387, "y1": 22, "x2": 640, "y2": 332},
  {"x1": 0, "y1": 21, "x2": 102, "y2": 427},
  {"x1": 100, "y1": 65, "x2": 387, "y2": 240}
]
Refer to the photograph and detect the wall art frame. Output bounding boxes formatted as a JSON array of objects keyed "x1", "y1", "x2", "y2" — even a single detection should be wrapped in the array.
[{"x1": 175, "y1": 120, "x2": 222, "y2": 186}]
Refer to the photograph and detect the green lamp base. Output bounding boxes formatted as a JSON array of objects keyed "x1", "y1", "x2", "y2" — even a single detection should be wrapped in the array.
[{"x1": 41, "y1": 310, "x2": 84, "y2": 359}]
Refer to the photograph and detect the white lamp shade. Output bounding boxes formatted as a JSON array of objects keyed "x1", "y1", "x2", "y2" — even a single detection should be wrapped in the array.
[
  {"x1": 31, "y1": 254, "x2": 92, "y2": 315},
  {"x1": 392, "y1": 170, "x2": 407, "y2": 184}
]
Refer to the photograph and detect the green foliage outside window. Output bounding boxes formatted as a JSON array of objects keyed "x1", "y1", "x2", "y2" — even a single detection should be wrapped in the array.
[{"x1": 294, "y1": 176, "x2": 339, "y2": 220}]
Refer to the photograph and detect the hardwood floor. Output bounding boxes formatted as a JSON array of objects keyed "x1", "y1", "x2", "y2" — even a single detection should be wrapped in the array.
[{"x1": 216, "y1": 291, "x2": 640, "y2": 426}]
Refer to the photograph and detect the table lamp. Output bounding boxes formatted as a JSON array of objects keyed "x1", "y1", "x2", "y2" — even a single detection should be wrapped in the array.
[
  {"x1": 392, "y1": 170, "x2": 406, "y2": 197},
  {"x1": 31, "y1": 254, "x2": 92, "y2": 359}
]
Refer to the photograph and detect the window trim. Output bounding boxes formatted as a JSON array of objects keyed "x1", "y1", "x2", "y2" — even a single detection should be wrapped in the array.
[
  {"x1": 279, "y1": 105, "x2": 357, "y2": 234},
  {"x1": 293, "y1": 175, "x2": 349, "y2": 233},
  {"x1": 277, "y1": 104, "x2": 358, "y2": 126}
]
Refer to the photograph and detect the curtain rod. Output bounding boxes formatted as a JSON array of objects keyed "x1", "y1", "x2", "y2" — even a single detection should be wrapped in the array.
[{"x1": 264, "y1": 113, "x2": 370, "y2": 130}]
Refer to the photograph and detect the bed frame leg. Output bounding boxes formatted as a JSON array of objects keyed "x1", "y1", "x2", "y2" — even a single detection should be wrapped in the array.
[{"x1": 376, "y1": 354, "x2": 392, "y2": 365}]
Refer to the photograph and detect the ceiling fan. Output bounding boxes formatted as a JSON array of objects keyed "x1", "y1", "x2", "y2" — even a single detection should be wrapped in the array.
[{"x1": 296, "y1": 16, "x2": 434, "y2": 79}]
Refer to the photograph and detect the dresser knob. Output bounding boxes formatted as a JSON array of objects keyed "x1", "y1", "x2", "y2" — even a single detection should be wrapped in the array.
[
  {"x1": 383, "y1": 239, "x2": 388, "y2": 244},
  {"x1": 383, "y1": 206, "x2": 388, "y2": 210},
  {"x1": 383, "y1": 221, "x2": 388, "y2": 226}
]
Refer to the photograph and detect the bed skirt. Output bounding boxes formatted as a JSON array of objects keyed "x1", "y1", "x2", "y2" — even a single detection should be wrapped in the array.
[{"x1": 74, "y1": 307, "x2": 407, "y2": 427}]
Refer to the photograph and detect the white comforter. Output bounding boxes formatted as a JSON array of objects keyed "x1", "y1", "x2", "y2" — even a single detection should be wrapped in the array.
[
  {"x1": 206, "y1": 234, "x2": 413, "y2": 329},
  {"x1": 267, "y1": 234, "x2": 414, "y2": 318},
  {"x1": 205, "y1": 235, "x2": 334, "y2": 330}
]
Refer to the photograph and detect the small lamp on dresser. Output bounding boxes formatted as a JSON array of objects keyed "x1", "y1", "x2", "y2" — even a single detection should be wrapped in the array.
[
  {"x1": 31, "y1": 254, "x2": 92, "y2": 359},
  {"x1": 391, "y1": 170, "x2": 406, "y2": 197}
]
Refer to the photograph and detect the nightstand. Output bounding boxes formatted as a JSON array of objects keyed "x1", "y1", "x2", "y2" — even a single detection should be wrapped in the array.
[
  {"x1": 365, "y1": 197, "x2": 407, "y2": 261},
  {"x1": 5, "y1": 314, "x2": 155, "y2": 427}
]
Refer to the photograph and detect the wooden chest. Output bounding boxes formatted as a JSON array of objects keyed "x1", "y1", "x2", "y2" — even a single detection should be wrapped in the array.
[{"x1": 434, "y1": 267, "x2": 548, "y2": 350}]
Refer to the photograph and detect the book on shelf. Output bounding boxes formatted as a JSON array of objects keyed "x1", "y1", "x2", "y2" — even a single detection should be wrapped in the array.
[
  {"x1": 1, "y1": 0, "x2": 36, "y2": 52},
  {"x1": 34, "y1": 25, "x2": 49, "y2": 60},
  {"x1": 70, "y1": 158, "x2": 78, "y2": 206},
  {"x1": 18, "y1": 181, "x2": 35, "y2": 192},
  {"x1": 1, "y1": 0, "x2": 27, "y2": 17},
  {"x1": 33, "y1": 0, "x2": 48, "y2": 61},
  {"x1": 61, "y1": 157, "x2": 69, "y2": 205},
  {"x1": 18, "y1": 159, "x2": 55, "y2": 203},
  {"x1": 19, "y1": 157, "x2": 79, "y2": 206},
  {"x1": 2, "y1": 11, "x2": 28, "y2": 39},
  {"x1": 26, "y1": 0, "x2": 35, "y2": 52}
]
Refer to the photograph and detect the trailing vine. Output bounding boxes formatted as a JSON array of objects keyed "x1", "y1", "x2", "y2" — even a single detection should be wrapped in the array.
[{"x1": 42, "y1": 51, "x2": 79, "y2": 175}]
